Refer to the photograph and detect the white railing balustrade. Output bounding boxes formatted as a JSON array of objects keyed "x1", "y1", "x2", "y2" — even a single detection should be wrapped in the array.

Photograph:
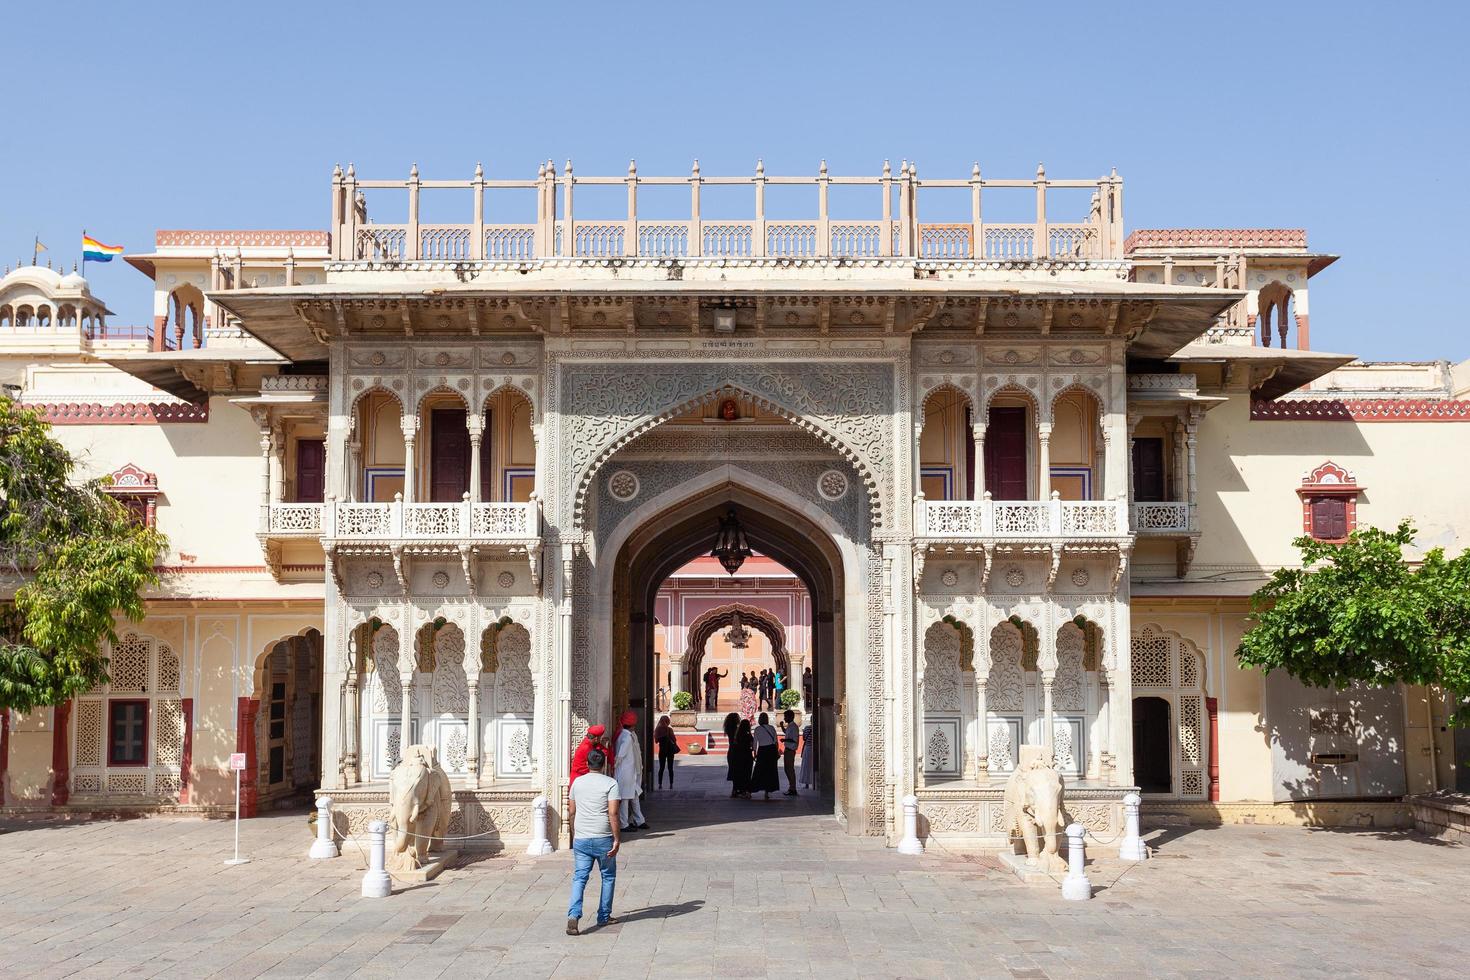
[
  {"x1": 267, "y1": 503, "x2": 324, "y2": 535},
  {"x1": 1131, "y1": 502, "x2": 1192, "y2": 533},
  {"x1": 915, "y1": 495, "x2": 1130, "y2": 539},
  {"x1": 322, "y1": 498, "x2": 539, "y2": 542},
  {"x1": 331, "y1": 163, "x2": 1125, "y2": 264}
]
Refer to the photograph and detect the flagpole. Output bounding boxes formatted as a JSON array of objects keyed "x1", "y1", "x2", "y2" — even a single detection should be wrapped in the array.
[
  {"x1": 81, "y1": 228, "x2": 86, "y2": 277},
  {"x1": 32, "y1": 235, "x2": 38, "y2": 267}
]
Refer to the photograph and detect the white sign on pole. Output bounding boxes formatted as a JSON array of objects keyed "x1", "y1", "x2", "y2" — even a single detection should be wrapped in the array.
[{"x1": 224, "y1": 754, "x2": 250, "y2": 866}]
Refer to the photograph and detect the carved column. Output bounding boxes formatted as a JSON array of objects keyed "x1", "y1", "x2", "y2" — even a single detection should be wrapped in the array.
[
  {"x1": 1041, "y1": 674, "x2": 1055, "y2": 756},
  {"x1": 255, "y1": 419, "x2": 272, "y2": 533},
  {"x1": 973, "y1": 657, "x2": 989, "y2": 782},
  {"x1": 399, "y1": 613, "x2": 416, "y2": 752},
  {"x1": 269, "y1": 423, "x2": 285, "y2": 507},
  {"x1": 467, "y1": 412, "x2": 484, "y2": 504},
  {"x1": 343, "y1": 632, "x2": 361, "y2": 784},
  {"x1": 1185, "y1": 409, "x2": 1200, "y2": 524},
  {"x1": 466, "y1": 676, "x2": 481, "y2": 781},
  {"x1": 400, "y1": 415, "x2": 418, "y2": 504},
  {"x1": 668, "y1": 654, "x2": 685, "y2": 698},
  {"x1": 971, "y1": 422, "x2": 985, "y2": 500},
  {"x1": 1037, "y1": 422, "x2": 1052, "y2": 500},
  {"x1": 346, "y1": 419, "x2": 361, "y2": 503}
]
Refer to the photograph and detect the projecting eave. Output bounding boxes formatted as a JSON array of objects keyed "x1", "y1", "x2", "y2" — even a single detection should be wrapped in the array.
[
  {"x1": 1166, "y1": 343, "x2": 1357, "y2": 401},
  {"x1": 210, "y1": 276, "x2": 1240, "y2": 363},
  {"x1": 100, "y1": 348, "x2": 288, "y2": 402}
]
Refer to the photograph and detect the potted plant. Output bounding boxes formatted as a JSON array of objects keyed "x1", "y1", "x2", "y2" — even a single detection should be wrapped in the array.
[
  {"x1": 779, "y1": 688, "x2": 802, "y2": 723},
  {"x1": 670, "y1": 690, "x2": 696, "y2": 730}
]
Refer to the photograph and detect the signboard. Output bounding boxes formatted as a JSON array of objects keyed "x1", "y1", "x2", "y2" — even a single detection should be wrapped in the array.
[{"x1": 228, "y1": 752, "x2": 247, "y2": 771}]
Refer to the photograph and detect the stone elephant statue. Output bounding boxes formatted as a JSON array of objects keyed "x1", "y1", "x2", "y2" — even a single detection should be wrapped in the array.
[
  {"x1": 1002, "y1": 744, "x2": 1067, "y2": 873},
  {"x1": 387, "y1": 744, "x2": 453, "y2": 872}
]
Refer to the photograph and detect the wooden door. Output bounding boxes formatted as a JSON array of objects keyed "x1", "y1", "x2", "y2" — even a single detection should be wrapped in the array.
[
  {"x1": 985, "y1": 406, "x2": 1028, "y2": 500},
  {"x1": 429, "y1": 409, "x2": 470, "y2": 502},
  {"x1": 295, "y1": 439, "x2": 325, "y2": 503},
  {"x1": 1131, "y1": 437, "x2": 1165, "y2": 502}
]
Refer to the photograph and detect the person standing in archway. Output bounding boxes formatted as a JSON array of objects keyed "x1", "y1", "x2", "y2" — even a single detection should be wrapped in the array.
[
  {"x1": 751, "y1": 712, "x2": 781, "y2": 800},
  {"x1": 801, "y1": 667, "x2": 814, "y2": 710},
  {"x1": 781, "y1": 708, "x2": 800, "y2": 796},
  {"x1": 705, "y1": 665, "x2": 728, "y2": 711},
  {"x1": 654, "y1": 714, "x2": 680, "y2": 789},
  {"x1": 613, "y1": 711, "x2": 648, "y2": 831}
]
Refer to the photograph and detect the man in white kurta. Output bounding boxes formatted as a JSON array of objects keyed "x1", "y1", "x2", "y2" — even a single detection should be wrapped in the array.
[{"x1": 614, "y1": 711, "x2": 647, "y2": 830}]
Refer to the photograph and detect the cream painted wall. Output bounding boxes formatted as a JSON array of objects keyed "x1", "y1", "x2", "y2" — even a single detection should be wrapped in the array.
[{"x1": 1193, "y1": 392, "x2": 1470, "y2": 575}]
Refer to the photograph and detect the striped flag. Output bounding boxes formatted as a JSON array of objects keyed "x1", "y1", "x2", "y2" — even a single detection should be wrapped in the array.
[{"x1": 82, "y1": 234, "x2": 124, "y2": 262}]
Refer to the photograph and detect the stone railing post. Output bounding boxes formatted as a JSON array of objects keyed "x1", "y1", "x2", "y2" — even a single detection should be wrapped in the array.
[
  {"x1": 753, "y1": 159, "x2": 768, "y2": 258},
  {"x1": 406, "y1": 163, "x2": 421, "y2": 261},
  {"x1": 1061, "y1": 823, "x2": 1092, "y2": 900},
  {"x1": 1119, "y1": 791, "x2": 1148, "y2": 861},
  {"x1": 625, "y1": 159, "x2": 639, "y2": 257},
  {"x1": 1037, "y1": 423, "x2": 1053, "y2": 500},
  {"x1": 897, "y1": 794, "x2": 923, "y2": 855},
  {"x1": 879, "y1": 159, "x2": 893, "y2": 256},
  {"x1": 310, "y1": 796, "x2": 339, "y2": 859},
  {"x1": 361, "y1": 819, "x2": 390, "y2": 897},
  {"x1": 817, "y1": 159, "x2": 830, "y2": 256},
  {"x1": 970, "y1": 163, "x2": 983, "y2": 259},
  {"x1": 1034, "y1": 163, "x2": 1049, "y2": 259},
  {"x1": 526, "y1": 795, "x2": 553, "y2": 855},
  {"x1": 472, "y1": 162, "x2": 486, "y2": 260},
  {"x1": 562, "y1": 159, "x2": 575, "y2": 258},
  {"x1": 689, "y1": 159, "x2": 702, "y2": 257}
]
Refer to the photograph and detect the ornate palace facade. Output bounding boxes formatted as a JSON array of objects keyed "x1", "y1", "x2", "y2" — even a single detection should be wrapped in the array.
[{"x1": 1, "y1": 160, "x2": 1466, "y2": 846}]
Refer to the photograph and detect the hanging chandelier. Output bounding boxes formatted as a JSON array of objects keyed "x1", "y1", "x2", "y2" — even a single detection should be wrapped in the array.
[
  {"x1": 725, "y1": 611, "x2": 751, "y2": 650},
  {"x1": 710, "y1": 508, "x2": 752, "y2": 576}
]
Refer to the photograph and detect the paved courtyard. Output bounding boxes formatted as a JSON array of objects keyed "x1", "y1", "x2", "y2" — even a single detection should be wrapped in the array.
[{"x1": 1, "y1": 755, "x2": 1464, "y2": 979}]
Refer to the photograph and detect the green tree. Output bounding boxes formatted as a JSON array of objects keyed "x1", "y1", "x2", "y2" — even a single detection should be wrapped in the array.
[
  {"x1": 1237, "y1": 520, "x2": 1470, "y2": 725},
  {"x1": 0, "y1": 398, "x2": 165, "y2": 712}
]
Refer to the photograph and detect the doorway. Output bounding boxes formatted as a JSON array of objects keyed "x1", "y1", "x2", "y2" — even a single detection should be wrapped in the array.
[{"x1": 1133, "y1": 696, "x2": 1172, "y2": 793}]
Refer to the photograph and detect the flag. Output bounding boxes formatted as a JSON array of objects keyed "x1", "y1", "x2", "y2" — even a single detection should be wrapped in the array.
[
  {"x1": 34, "y1": 240, "x2": 46, "y2": 253},
  {"x1": 82, "y1": 235, "x2": 123, "y2": 262}
]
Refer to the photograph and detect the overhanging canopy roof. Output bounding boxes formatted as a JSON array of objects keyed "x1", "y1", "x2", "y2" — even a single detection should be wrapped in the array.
[
  {"x1": 212, "y1": 277, "x2": 1241, "y2": 363},
  {"x1": 100, "y1": 348, "x2": 287, "y2": 402},
  {"x1": 1166, "y1": 343, "x2": 1357, "y2": 400}
]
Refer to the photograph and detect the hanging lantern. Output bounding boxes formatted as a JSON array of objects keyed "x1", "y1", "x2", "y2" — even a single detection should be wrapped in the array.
[
  {"x1": 725, "y1": 611, "x2": 751, "y2": 650},
  {"x1": 710, "y1": 508, "x2": 752, "y2": 576}
]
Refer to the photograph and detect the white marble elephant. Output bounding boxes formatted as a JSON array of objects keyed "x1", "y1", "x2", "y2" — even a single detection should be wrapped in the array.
[
  {"x1": 1002, "y1": 744, "x2": 1067, "y2": 873},
  {"x1": 387, "y1": 743, "x2": 453, "y2": 872}
]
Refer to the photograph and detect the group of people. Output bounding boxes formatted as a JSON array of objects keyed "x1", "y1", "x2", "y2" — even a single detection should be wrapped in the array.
[
  {"x1": 724, "y1": 708, "x2": 814, "y2": 800},
  {"x1": 739, "y1": 668, "x2": 785, "y2": 711}
]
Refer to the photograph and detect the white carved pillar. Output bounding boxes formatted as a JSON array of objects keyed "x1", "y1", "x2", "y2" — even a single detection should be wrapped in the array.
[
  {"x1": 467, "y1": 412, "x2": 484, "y2": 504},
  {"x1": 1096, "y1": 669, "x2": 1111, "y2": 780},
  {"x1": 971, "y1": 422, "x2": 985, "y2": 500},
  {"x1": 346, "y1": 417, "x2": 362, "y2": 503},
  {"x1": 1041, "y1": 674, "x2": 1055, "y2": 756},
  {"x1": 973, "y1": 653, "x2": 990, "y2": 782},
  {"x1": 255, "y1": 414, "x2": 272, "y2": 533},
  {"x1": 668, "y1": 654, "x2": 685, "y2": 698},
  {"x1": 269, "y1": 423, "x2": 285, "y2": 506},
  {"x1": 1126, "y1": 412, "x2": 1142, "y2": 503},
  {"x1": 344, "y1": 646, "x2": 361, "y2": 785},
  {"x1": 399, "y1": 613, "x2": 416, "y2": 750},
  {"x1": 1185, "y1": 410, "x2": 1200, "y2": 523},
  {"x1": 467, "y1": 675, "x2": 481, "y2": 782},
  {"x1": 1037, "y1": 422, "x2": 1052, "y2": 500},
  {"x1": 400, "y1": 415, "x2": 418, "y2": 504}
]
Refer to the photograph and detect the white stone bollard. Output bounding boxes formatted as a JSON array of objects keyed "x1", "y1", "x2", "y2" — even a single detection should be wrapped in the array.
[
  {"x1": 897, "y1": 794, "x2": 924, "y2": 855},
  {"x1": 525, "y1": 795, "x2": 553, "y2": 856},
  {"x1": 309, "y1": 796, "x2": 340, "y2": 860},
  {"x1": 1118, "y1": 791, "x2": 1149, "y2": 862},
  {"x1": 1060, "y1": 823, "x2": 1092, "y2": 901},
  {"x1": 361, "y1": 819, "x2": 391, "y2": 898}
]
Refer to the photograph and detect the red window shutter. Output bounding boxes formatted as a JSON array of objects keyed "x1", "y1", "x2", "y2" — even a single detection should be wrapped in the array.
[
  {"x1": 1311, "y1": 496, "x2": 1347, "y2": 540},
  {"x1": 295, "y1": 439, "x2": 325, "y2": 503}
]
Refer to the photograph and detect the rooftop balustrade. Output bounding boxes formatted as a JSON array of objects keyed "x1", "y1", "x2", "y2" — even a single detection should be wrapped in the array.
[
  {"x1": 330, "y1": 161, "x2": 1124, "y2": 265},
  {"x1": 262, "y1": 498, "x2": 540, "y2": 543}
]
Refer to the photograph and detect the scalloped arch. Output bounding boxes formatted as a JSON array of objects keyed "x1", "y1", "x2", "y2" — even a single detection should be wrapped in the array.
[
  {"x1": 1131, "y1": 622, "x2": 1208, "y2": 690},
  {"x1": 572, "y1": 382, "x2": 882, "y2": 531}
]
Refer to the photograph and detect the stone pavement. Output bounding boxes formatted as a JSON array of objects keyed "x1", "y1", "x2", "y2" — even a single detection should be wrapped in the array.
[{"x1": 1, "y1": 753, "x2": 1465, "y2": 979}]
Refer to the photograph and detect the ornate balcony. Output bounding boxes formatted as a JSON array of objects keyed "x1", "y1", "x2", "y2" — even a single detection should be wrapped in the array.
[
  {"x1": 915, "y1": 494, "x2": 1130, "y2": 542},
  {"x1": 1131, "y1": 501, "x2": 1194, "y2": 535},
  {"x1": 327, "y1": 498, "x2": 538, "y2": 543}
]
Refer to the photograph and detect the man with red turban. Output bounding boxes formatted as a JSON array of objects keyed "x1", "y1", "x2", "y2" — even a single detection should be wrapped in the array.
[
  {"x1": 613, "y1": 710, "x2": 648, "y2": 831},
  {"x1": 571, "y1": 724, "x2": 614, "y2": 787}
]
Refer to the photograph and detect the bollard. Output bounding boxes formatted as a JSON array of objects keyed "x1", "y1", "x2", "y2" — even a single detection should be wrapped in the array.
[
  {"x1": 361, "y1": 819, "x2": 391, "y2": 898},
  {"x1": 525, "y1": 795, "x2": 553, "y2": 856},
  {"x1": 897, "y1": 794, "x2": 924, "y2": 855},
  {"x1": 1060, "y1": 823, "x2": 1092, "y2": 901},
  {"x1": 309, "y1": 796, "x2": 340, "y2": 860},
  {"x1": 1118, "y1": 791, "x2": 1148, "y2": 862}
]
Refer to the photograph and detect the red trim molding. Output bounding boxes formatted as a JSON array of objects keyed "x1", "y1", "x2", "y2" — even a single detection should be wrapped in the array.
[
  {"x1": 1205, "y1": 696, "x2": 1220, "y2": 803},
  {"x1": 179, "y1": 698, "x2": 194, "y2": 804},
  {"x1": 155, "y1": 230, "x2": 329, "y2": 248},
  {"x1": 1126, "y1": 228, "x2": 1307, "y2": 252},
  {"x1": 235, "y1": 697, "x2": 260, "y2": 818},
  {"x1": 51, "y1": 701, "x2": 72, "y2": 806},
  {"x1": 34, "y1": 402, "x2": 209, "y2": 425},
  {"x1": 1253, "y1": 398, "x2": 1470, "y2": 422},
  {"x1": 0, "y1": 708, "x2": 9, "y2": 807}
]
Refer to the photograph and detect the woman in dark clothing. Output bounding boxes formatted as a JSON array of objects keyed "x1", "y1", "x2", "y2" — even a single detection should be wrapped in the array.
[
  {"x1": 731, "y1": 718, "x2": 755, "y2": 799},
  {"x1": 654, "y1": 715, "x2": 680, "y2": 789},
  {"x1": 723, "y1": 712, "x2": 742, "y2": 795},
  {"x1": 750, "y1": 711, "x2": 781, "y2": 798}
]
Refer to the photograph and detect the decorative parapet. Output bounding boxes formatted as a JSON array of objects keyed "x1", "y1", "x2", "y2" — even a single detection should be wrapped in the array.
[
  {"x1": 32, "y1": 401, "x2": 209, "y2": 425},
  {"x1": 260, "y1": 375, "x2": 328, "y2": 393},
  {"x1": 1127, "y1": 374, "x2": 1198, "y2": 394},
  {"x1": 154, "y1": 230, "x2": 330, "y2": 249},
  {"x1": 1251, "y1": 398, "x2": 1470, "y2": 422},
  {"x1": 1131, "y1": 502, "x2": 1193, "y2": 534},
  {"x1": 915, "y1": 495, "x2": 1129, "y2": 540},
  {"x1": 1125, "y1": 228, "x2": 1308, "y2": 252}
]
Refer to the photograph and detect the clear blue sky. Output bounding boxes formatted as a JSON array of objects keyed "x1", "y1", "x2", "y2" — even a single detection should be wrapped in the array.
[{"x1": 3, "y1": 0, "x2": 1466, "y2": 362}]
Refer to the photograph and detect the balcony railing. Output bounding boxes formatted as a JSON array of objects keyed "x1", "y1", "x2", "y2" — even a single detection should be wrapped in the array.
[
  {"x1": 915, "y1": 494, "x2": 1129, "y2": 540},
  {"x1": 331, "y1": 161, "x2": 1125, "y2": 264},
  {"x1": 1131, "y1": 502, "x2": 1193, "y2": 534},
  {"x1": 262, "y1": 499, "x2": 541, "y2": 542}
]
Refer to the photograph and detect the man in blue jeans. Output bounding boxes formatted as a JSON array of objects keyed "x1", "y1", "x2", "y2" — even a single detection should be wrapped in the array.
[{"x1": 566, "y1": 747, "x2": 621, "y2": 934}]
